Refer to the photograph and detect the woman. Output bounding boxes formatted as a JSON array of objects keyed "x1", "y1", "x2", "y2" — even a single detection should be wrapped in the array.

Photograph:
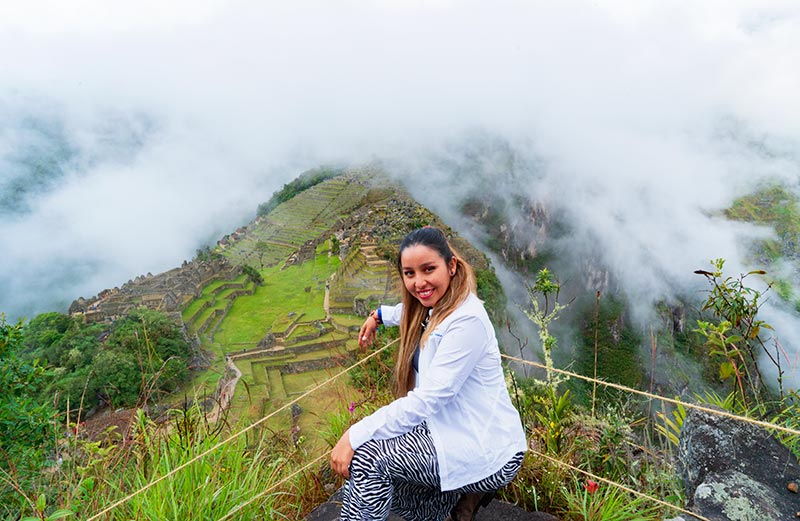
[{"x1": 331, "y1": 227, "x2": 527, "y2": 521}]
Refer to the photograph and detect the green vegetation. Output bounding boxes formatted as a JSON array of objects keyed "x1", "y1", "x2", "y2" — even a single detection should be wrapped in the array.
[
  {"x1": 475, "y1": 266, "x2": 506, "y2": 324},
  {"x1": 1, "y1": 317, "x2": 57, "y2": 513},
  {"x1": 14, "y1": 167, "x2": 800, "y2": 519},
  {"x1": 21, "y1": 308, "x2": 193, "y2": 413},
  {"x1": 725, "y1": 183, "x2": 800, "y2": 257},
  {"x1": 215, "y1": 256, "x2": 338, "y2": 346},
  {"x1": 524, "y1": 268, "x2": 570, "y2": 391},
  {"x1": 575, "y1": 296, "x2": 643, "y2": 404},
  {"x1": 5, "y1": 255, "x2": 800, "y2": 520},
  {"x1": 14, "y1": 405, "x2": 328, "y2": 520},
  {"x1": 241, "y1": 264, "x2": 264, "y2": 285},
  {"x1": 725, "y1": 183, "x2": 800, "y2": 309},
  {"x1": 256, "y1": 167, "x2": 342, "y2": 217},
  {"x1": 694, "y1": 258, "x2": 781, "y2": 404}
]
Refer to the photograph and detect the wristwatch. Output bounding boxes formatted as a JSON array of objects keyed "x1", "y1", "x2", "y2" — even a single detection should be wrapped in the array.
[{"x1": 369, "y1": 309, "x2": 383, "y2": 325}]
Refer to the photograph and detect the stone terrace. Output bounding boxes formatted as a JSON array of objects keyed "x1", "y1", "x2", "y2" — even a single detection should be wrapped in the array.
[
  {"x1": 69, "y1": 257, "x2": 239, "y2": 324},
  {"x1": 328, "y1": 241, "x2": 398, "y2": 316},
  {"x1": 220, "y1": 175, "x2": 372, "y2": 269}
]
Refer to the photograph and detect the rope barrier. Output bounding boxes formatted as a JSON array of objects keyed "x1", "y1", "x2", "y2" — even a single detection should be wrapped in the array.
[
  {"x1": 502, "y1": 354, "x2": 800, "y2": 437},
  {"x1": 216, "y1": 452, "x2": 329, "y2": 521},
  {"x1": 86, "y1": 339, "x2": 398, "y2": 521},
  {"x1": 528, "y1": 448, "x2": 712, "y2": 521},
  {"x1": 86, "y1": 340, "x2": 795, "y2": 519}
]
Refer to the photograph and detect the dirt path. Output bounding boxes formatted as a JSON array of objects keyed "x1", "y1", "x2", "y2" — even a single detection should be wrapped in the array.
[
  {"x1": 208, "y1": 356, "x2": 242, "y2": 423},
  {"x1": 324, "y1": 274, "x2": 333, "y2": 321}
]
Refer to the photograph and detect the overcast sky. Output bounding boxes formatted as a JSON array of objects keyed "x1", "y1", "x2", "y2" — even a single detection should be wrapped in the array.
[{"x1": 1, "y1": 1, "x2": 799, "y2": 384}]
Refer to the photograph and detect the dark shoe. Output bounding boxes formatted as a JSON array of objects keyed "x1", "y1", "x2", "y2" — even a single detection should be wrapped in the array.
[{"x1": 446, "y1": 491, "x2": 496, "y2": 521}]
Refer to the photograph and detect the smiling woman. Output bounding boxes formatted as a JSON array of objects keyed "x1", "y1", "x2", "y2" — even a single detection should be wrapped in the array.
[
  {"x1": 331, "y1": 227, "x2": 527, "y2": 521},
  {"x1": 399, "y1": 242, "x2": 457, "y2": 308}
]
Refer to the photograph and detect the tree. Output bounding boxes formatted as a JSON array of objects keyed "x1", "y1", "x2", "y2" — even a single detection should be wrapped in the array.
[
  {"x1": 90, "y1": 348, "x2": 140, "y2": 406},
  {"x1": 0, "y1": 317, "x2": 53, "y2": 453},
  {"x1": 102, "y1": 309, "x2": 192, "y2": 405},
  {"x1": 0, "y1": 316, "x2": 56, "y2": 511},
  {"x1": 22, "y1": 309, "x2": 192, "y2": 413},
  {"x1": 242, "y1": 264, "x2": 264, "y2": 286}
]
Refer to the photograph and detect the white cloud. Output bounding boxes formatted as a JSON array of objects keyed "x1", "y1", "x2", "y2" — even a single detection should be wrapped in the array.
[{"x1": 0, "y1": 0, "x2": 798, "y2": 385}]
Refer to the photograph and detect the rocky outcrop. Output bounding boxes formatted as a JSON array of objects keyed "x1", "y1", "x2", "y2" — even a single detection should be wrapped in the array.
[{"x1": 677, "y1": 407, "x2": 800, "y2": 520}]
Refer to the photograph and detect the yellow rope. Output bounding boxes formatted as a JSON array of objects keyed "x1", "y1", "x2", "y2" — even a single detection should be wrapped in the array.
[
  {"x1": 528, "y1": 448, "x2": 712, "y2": 521},
  {"x1": 502, "y1": 354, "x2": 800, "y2": 437},
  {"x1": 217, "y1": 452, "x2": 329, "y2": 521},
  {"x1": 86, "y1": 339, "x2": 397, "y2": 521}
]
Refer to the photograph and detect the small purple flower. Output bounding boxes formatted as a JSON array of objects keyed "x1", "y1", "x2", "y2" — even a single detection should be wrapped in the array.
[{"x1": 348, "y1": 402, "x2": 356, "y2": 413}]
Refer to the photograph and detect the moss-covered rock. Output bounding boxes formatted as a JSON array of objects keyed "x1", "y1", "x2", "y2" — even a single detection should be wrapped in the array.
[{"x1": 678, "y1": 407, "x2": 800, "y2": 520}]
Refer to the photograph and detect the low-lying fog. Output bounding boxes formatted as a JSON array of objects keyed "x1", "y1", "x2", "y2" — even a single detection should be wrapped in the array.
[{"x1": 1, "y1": 1, "x2": 798, "y2": 385}]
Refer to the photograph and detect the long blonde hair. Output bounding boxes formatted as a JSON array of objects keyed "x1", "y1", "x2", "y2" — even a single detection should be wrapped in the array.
[{"x1": 394, "y1": 227, "x2": 476, "y2": 397}]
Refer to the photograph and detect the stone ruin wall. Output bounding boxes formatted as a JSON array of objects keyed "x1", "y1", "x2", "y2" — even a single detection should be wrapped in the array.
[{"x1": 69, "y1": 257, "x2": 239, "y2": 323}]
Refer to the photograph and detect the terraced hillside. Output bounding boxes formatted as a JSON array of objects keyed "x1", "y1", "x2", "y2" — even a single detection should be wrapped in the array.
[
  {"x1": 221, "y1": 175, "x2": 371, "y2": 268},
  {"x1": 328, "y1": 241, "x2": 398, "y2": 316},
  {"x1": 178, "y1": 169, "x2": 492, "y2": 444}
]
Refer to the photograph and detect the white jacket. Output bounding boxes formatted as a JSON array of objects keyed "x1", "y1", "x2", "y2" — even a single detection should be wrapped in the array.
[{"x1": 348, "y1": 292, "x2": 527, "y2": 491}]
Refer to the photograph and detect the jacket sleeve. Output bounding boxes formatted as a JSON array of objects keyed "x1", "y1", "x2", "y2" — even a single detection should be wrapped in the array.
[
  {"x1": 379, "y1": 303, "x2": 403, "y2": 327},
  {"x1": 348, "y1": 314, "x2": 487, "y2": 449}
]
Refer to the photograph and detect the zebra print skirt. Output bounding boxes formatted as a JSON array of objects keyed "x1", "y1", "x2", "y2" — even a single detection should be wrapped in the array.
[{"x1": 340, "y1": 423, "x2": 524, "y2": 521}]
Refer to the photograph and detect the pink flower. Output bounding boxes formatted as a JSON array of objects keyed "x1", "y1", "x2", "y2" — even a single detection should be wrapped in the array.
[
  {"x1": 584, "y1": 480, "x2": 599, "y2": 494},
  {"x1": 348, "y1": 402, "x2": 356, "y2": 413}
]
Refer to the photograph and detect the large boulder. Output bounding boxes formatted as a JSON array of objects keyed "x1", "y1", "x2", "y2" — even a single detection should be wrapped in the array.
[{"x1": 678, "y1": 407, "x2": 800, "y2": 520}]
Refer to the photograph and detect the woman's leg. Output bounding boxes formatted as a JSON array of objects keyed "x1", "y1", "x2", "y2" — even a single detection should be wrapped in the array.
[
  {"x1": 447, "y1": 452, "x2": 526, "y2": 521},
  {"x1": 455, "y1": 452, "x2": 525, "y2": 495},
  {"x1": 339, "y1": 423, "x2": 457, "y2": 521}
]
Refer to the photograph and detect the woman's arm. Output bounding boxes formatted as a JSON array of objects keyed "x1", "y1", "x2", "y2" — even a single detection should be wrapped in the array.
[
  {"x1": 331, "y1": 428, "x2": 354, "y2": 478},
  {"x1": 357, "y1": 303, "x2": 403, "y2": 348}
]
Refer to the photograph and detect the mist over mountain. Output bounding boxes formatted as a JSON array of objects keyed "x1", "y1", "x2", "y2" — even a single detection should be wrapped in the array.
[{"x1": 1, "y1": 1, "x2": 799, "y2": 391}]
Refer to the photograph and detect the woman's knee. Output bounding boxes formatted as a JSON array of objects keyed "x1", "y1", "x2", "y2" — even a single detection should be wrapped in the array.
[{"x1": 350, "y1": 439, "x2": 384, "y2": 473}]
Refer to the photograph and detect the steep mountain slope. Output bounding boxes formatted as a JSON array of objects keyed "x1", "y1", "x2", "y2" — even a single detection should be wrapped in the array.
[{"x1": 68, "y1": 167, "x2": 501, "y2": 437}]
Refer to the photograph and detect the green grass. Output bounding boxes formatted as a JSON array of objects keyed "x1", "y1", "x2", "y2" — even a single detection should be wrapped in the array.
[
  {"x1": 287, "y1": 330, "x2": 347, "y2": 348},
  {"x1": 182, "y1": 299, "x2": 208, "y2": 323},
  {"x1": 201, "y1": 279, "x2": 233, "y2": 296},
  {"x1": 331, "y1": 314, "x2": 365, "y2": 327},
  {"x1": 285, "y1": 322, "x2": 322, "y2": 339},
  {"x1": 214, "y1": 254, "x2": 339, "y2": 346},
  {"x1": 289, "y1": 345, "x2": 351, "y2": 364},
  {"x1": 82, "y1": 410, "x2": 300, "y2": 520},
  {"x1": 182, "y1": 275, "x2": 250, "y2": 323}
]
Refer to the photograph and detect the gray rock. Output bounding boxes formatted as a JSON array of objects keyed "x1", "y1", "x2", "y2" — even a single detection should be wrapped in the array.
[{"x1": 678, "y1": 407, "x2": 800, "y2": 520}]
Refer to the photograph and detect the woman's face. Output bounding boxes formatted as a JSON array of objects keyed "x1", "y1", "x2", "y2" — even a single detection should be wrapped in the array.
[{"x1": 400, "y1": 244, "x2": 457, "y2": 308}]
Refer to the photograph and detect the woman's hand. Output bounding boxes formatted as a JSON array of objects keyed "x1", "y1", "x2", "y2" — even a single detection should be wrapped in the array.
[
  {"x1": 358, "y1": 314, "x2": 378, "y2": 349},
  {"x1": 331, "y1": 428, "x2": 354, "y2": 479}
]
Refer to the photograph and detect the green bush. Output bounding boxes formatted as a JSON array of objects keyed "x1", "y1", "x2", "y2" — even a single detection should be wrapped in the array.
[
  {"x1": 0, "y1": 316, "x2": 57, "y2": 515},
  {"x1": 22, "y1": 308, "x2": 192, "y2": 413}
]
